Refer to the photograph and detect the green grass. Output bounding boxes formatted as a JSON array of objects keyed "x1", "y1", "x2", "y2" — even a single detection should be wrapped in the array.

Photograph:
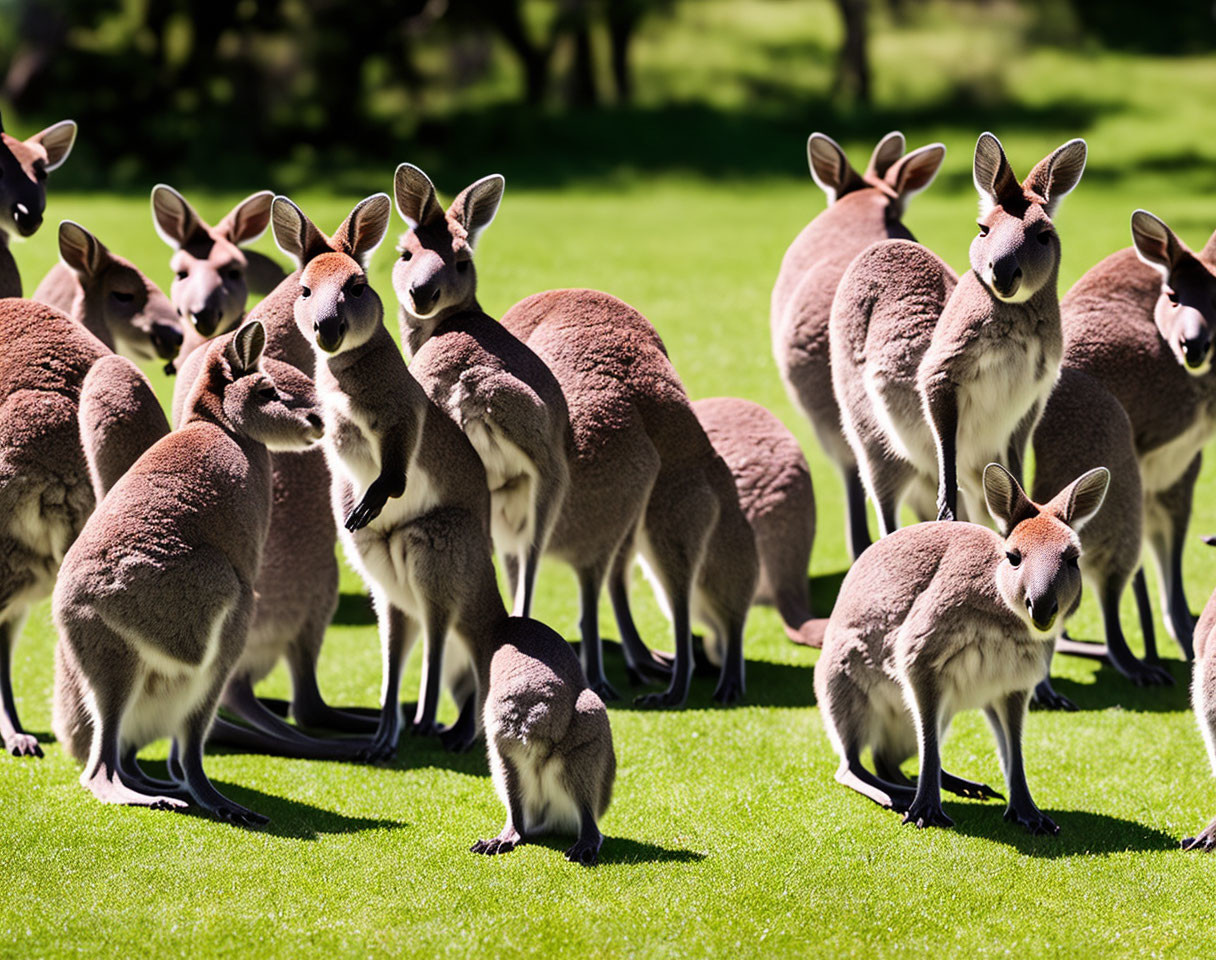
[{"x1": 8, "y1": 2, "x2": 1216, "y2": 958}]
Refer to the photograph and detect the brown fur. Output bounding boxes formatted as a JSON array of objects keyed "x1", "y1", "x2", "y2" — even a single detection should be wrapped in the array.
[{"x1": 1184, "y1": 579, "x2": 1216, "y2": 849}]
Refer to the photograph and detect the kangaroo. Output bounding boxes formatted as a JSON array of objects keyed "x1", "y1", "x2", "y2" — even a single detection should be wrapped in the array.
[
  {"x1": 151, "y1": 184, "x2": 287, "y2": 372},
  {"x1": 816, "y1": 463, "x2": 1108, "y2": 833},
  {"x1": 772, "y1": 131, "x2": 945, "y2": 559},
  {"x1": 1185, "y1": 561, "x2": 1216, "y2": 851},
  {"x1": 0, "y1": 298, "x2": 171, "y2": 757},
  {"x1": 1060, "y1": 210, "x2": 1216, "y2": 662},
  {"x1": 34, "y1": 220, "x2": 183, "y2": 368},
  {"x1": 473, "y1": 616, "x2": 615, "y2": 865},
  {"x1": 390, "y1": 164, "x2": 572, "y2": 619},
  {"x1": 693, "y1": 397, "x2": 821, "y2": 647},
  {"x1": 0, "y1": 112, "x2": 76, "y2": 297},
  {"x1": 830, "y1": 133, "x2": 1087, "y2": 533},
  {"x1": 275, "y1": 192, "x2": 503, "y2": 755},
  {"x1": 501, "y1": 289, "x2": 758, "y2": 708},
  {"x1": 51, "y1": 323, "x2": 324, "y2": 824}
]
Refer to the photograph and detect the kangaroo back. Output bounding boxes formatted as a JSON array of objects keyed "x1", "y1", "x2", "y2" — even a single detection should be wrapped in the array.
[{"x1": 78, "y1": 356, "x2": 170, "y2": 501}]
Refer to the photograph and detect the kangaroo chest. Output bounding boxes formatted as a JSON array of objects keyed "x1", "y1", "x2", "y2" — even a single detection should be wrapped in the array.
[{"x1": 1138, "y1": 402, "x2": 1216, "y2": 495}]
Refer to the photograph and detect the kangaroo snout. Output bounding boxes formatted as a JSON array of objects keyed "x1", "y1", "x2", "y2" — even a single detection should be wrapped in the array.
[
  {"x1": 191, "y1": 306, "x2": 221, "y2": 337},
  {"x1": 314, "y1": 315, "x2": 347, "y2": 353},
  {"x1": 410, "y1": 281, "x2": 440, "y2": 315},
  {"x1": 12, "y1": 202, "x2": 41, "y2": 237},
  {"x1": 990, "y1": 257, "x2": 1023, "y2": 299},
  {"x1": 1025, "y1": 594, "x2": 1059, "y2": 631},
  {"x1": 1182, "y1": 330, "x2": 1211, "y2": 370},
  {"x1": 151, "y1": 321, "x2": 183, "y2": 360}
]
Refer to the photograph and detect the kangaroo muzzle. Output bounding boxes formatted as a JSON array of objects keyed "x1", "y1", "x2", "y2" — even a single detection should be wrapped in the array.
[
  {"x1": 410, "y1": 281, "x2": 440, "y2": 315},
  {"x1": 989, "y1": 256, "x2": 1023, "y2": 299},
  {"x1": 191, "y1": 306, "x2": 221, "y2": 338},
  {"x1": 314, "y1": 315, "x2": 347, "y2": 353},
  {"x1": 1025, "y1": 594, "x2": 1058, "y2": 632}
]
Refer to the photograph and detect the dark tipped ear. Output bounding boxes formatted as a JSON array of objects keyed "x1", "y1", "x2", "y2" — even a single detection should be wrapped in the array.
[
  {"x1": 271, "y1": 195, "x2": 330, "y2": 267},
  {"x1": 885, "y1": 143, "x2": 946, "y2": 202},
  {"x1": 1048, "y1": 467, "x2": 1110, "y2": 533},
  {"x1": 334, "y1": 193, "x2": 391, "y2": 268},
  {"x1": 1131, "y1": 209, "x2": 1185, "y2": 278},
  {"x1": 394, "y1": 163, "x2": 442, "y2": 229},
  {"x1": 1023, "y1": 138, "x2": 1087, "y2": 217},
  {"x1": 973, "y1": 132, "x2": 1020, "y2": 216},
  {"x1": 807, "y1": 133, "x2": 864, "y2": 204},
  {"x1": 31, "y1": 119, "x2": 76, "y2": 171},
  {"x1": 449, "y1": 174, "x2": 504, "y2": 248},
  {"x1": 983, "y1": 462, "x2": 1037, "y2": 536},
  {"x1": 228, "y1": 321, "x2": 266, "y2": 376},
  {"x1": 58, "y1": 220, "x2": 108, "y2": 278},
  {"x1": 866, "y1": 131, "x2": 905, "y2": 180},
  {"x1": 151, "y1": 184, "x2": 205, "y2": 250},
  {"x1": 220, "y1": 190, "x2": 274, "y2": 246}
]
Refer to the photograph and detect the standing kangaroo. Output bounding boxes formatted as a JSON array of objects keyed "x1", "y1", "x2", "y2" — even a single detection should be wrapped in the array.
[
  {"x1": 0, "y1": 299, "x2": 170, "y2": 757},
  {"x1": 52, "y1": 323, "x2": 324, "y2": 824},
  {"x1": 34, "y1": 220, "x2": 184, "y2": 367},
  {"x1": 1060, "y1": 210, "x2": 1216, "y2": 661},
  {"x1": 151, "y1": 184, "x2": 287, "y2": 371},
  {"x1": 816, "y1": 463, "x2": 1108, "y2": 833},
  {"x1": 501, "y1": 289, "x2": 758, "y2": 708},
  {"x1": 830, "y1": 133, "x2": 1087, "y2": 532},
  {"x1": 772, "y1": 131, "x2": 945, "y2": 559},
  {"x1": 390, "y1": 164, "x2": 572, "y2": 619},
  {"x1": 276, "y1": 192, "x2": 502, "y2": 755},
  {"x1": 693, "y1": 397, "x2": 821, "y2": 647},
  {"x1": 0, "y1": 112, "x2": 76, "y2": 297}
]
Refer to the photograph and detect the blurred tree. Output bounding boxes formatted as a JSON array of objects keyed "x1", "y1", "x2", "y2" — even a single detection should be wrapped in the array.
[{"x1": 832, "y1": 0, "x2": 871, "y2": 104}]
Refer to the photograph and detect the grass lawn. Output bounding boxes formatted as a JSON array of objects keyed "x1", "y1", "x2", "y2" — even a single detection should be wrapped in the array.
[{"x1": 8, "y1": 3, "x2": 1216, "y2": 958}]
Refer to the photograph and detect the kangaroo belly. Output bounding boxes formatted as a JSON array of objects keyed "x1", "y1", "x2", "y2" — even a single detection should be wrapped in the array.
[
  {"x1": 1138, "y1": 410, "x2": 1215, "y2": 495},
  {"x1": 502, "y1": 738, "x2": 582, "y2": 836},
  {"x1": 465, "y1": 418, "x2": 538, "y2": 554}
]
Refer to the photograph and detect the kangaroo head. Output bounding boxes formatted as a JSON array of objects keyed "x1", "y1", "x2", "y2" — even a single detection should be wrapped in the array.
[
  {"x1": 216, "y1": 322, "x2": 324, "y2": 451},
  {"x1": 806, "y1": 131, "x2": 945, "y2": 220},
  {"x1": 0, "y1": 114, "x2": 75, "y2": 239},
  {"x1": 984, "y1": 462, "x2": 1109, "y2": 635},
  {"x1": 272, "y1": 193, "x2": 391, "y2": 356},
  {"x1": 391, "y1": 164, "x2": 504, "y2": 350},
  {"x1": 1130, "y1": 210, "x2": 1216, "y2": 375},
  {"x1": 152, "y1": 185, "x2": 273, "y2": 339},
  {"x1": 58, "y1": 220, "x2": 182, "y2": 364},
  {"x1": 970, "y1": 133, "x2": 1086, "y2": 304}
]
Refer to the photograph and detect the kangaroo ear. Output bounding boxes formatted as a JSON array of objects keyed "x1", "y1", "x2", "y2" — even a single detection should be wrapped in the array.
[
  {"x1": 334, "y1": 193, "x2": 391, "y2": 268},
  {"x1": 885, "y1": 143, "x2": 946, "y2": 204},
  {"x1": 30, "y1": 119, "x2": 76, "y2": 171},
  {"x1": 220, "y1": 190, "x2": 274, "y2": 246},
  {"x1": 866, "y1": 131, "x2": 905, "y2": 180},
  {"x1": 1023, "y1": 138, "x2": 1087, "y2": 217},
  {"x1": 151, "y1": 184, "x2": 206, "y2": 250},
  {"x1": 228, "y1": 321, "x2": 266, "y2": 376},
  {"x1": 973, "y1": 132, "x2": 1021, "y2": 218},
  {"x1": 1131, "y1": 210, "x2": 1185, "y2": 279},
  {"x1": 807, "y1": 133, "x2": 864, "y2": 205},
  {"x1": 58, "y1": 220, "x2": 108, "y2": 278},
  {"x1": 983, "y1": 462, "x2": 1037, "y2": 536},
  {"x1": 271, "y1": 195, "x2": 330, "y2": 268},
  {"x1": 1049, "y1": 467, "x2": 1110, "y2": 533},
  {"x1": 394, "y1": 163, "x2": 443, "y2": 230},
  {"x1": 449, "y1": 174, "x2": 504, "y2": 249}
]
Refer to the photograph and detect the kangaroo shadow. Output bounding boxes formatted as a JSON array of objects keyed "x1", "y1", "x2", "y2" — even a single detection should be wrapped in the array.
[
  {"x1": 136, "y1": 761, "x2": 408, "y2": 840},
  {"x1": 1046, "y1": 651, "x2": 1191, "y2": 714},
  {"x1": 808, "y1": 569, "x2": 847, "y2": 618},
  {"x1": 523, "y1": 835, "x2": 707, "y2": 866},
  {"x1": 945, "y1": 803, "x2": 1178, "y2": 858}
]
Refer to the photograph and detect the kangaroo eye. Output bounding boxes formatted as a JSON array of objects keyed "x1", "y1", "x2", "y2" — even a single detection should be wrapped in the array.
[
  {"x1": 176, "y1": 270, "x2": 188, "y2": 281},
  {"x1": 1065, "y1": 553, "x2": 1080, "y2": 569},
  {"x1": 1037, "y1": 230, "x2": 1053, "y2": 245},
  {"x1": 111, "y1": 291, "x2": 134, "y2": 303},
  {"x1": 977, "y1": 223, "x2": 990, "y2": 237},
  {"x1": 350, "y1": 282, "x2": 366, "y2": 298},
  {"x1": 400, "y1": 250, "x2": 413, "y2": 262},
  {"x1": 1167, "y1": 290, "x2": 1180, "y2": 306},
  {"x1": 258, "y1": 385, "x2": 279, "y2": 401},
  {"x1": 456, "y1": 260, "x2": 470, "y2": 274},
  {"x1": 1006, "y1": 551, "x2": 1022, "y2": 568},
  {"x1": 300, "y1": 286, "x2": 311, "y2": 299},
  {"x1": 227, "y1": 269, "x2": 242, "y2": 282}
]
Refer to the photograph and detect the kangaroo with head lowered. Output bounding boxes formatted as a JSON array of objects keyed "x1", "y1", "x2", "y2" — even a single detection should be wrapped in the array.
[
  {"x1": 391, "y1": 164, "x2": 572, "y2": 619},
  {"x1": 275, "y1": 192, "x2": 502, "y2": 755},
  {"x1": 0, "y1": 112, "x2": 76, "y2": 297},
  {"x1": 1060, "y1": 211, "x2": 1216, "y2": 663},
  {"x1": 816, "y1": 463, "x2": 1109, "y2": 834},
  {"x1": 830, "y1": 133, "x2": 1087, "y2": 533},
  {"x1": 772, "y1": 131, "x2": 945, "y2": 559},
  {"x1": 151, "y1": 184, "x2": 286, "y2": 372},
  {"x1": 52, "y1": 323, "x2": 325, "y2": 824}
]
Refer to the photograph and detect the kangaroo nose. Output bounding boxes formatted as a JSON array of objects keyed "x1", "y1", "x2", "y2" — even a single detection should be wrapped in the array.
[
  {"x1": 410, "y1": 282, "x2": 440, "y2": 314},
  {"x1": 12, "y1": 202, "x2": 41, "y2": 237},
  {"x1": 1183, "y1": 332, "x2": 1210, "y2": 370},
  {"x1": 1026, "y1": 596, "x2": 1059, "y2": 631},
  {"x1": 192, "y1": 307, "x2": 220, "y2": 337},
  {"x1": 990, "y1": 259, "x2": 1023, "y2": 299},
  {"x1": 314, "y1": 316, "x2": 347, "y2": 353}
]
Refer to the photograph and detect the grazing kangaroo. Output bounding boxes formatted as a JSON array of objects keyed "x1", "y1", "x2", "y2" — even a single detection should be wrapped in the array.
[
  {"x1": 831, "y1": 133, "x2": 1086, "y2": 532},
  {"x1": 34, "y1": 220, "x2": 184, "y2": 368},
  {"x1": 816, "y1": 463, "x2": 1108, "y2": 833},
  {"x1": 151, "y1": 184, "x2": 286, "y2": 371},
  {"x1": 275, "y1": 192, "x2": 503, "y2": 755},
  {"x1": 473, "y1": 617, "x2": 615, "y2": 865},
  {"x1": 1061, "y1": 210, "x2": 1216, "y2": 661},
  {"x1": 391, "y1": 164, "x2": 572, "y2": 619},
  {"x1": 693, "y1": 397, "x2": 821, "y2": 647},
  {"x1": 0, "y1": 112, "x2": 76, "y2": 297},
  {"x1": 772, "y1": 131, "x2": 945, "y2": 559},
  {"x1": 501, "y1": 289, "x2": 758, "y2": 708}
]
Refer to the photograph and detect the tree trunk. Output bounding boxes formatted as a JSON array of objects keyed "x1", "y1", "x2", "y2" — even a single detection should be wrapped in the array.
[
  {"x1": 567, "y1": 22, "x2": 598, "y2": 107},
  {"x1": 606, "y1": 3, "x2": 640, "y2": 103},
  {"x1": 832, "y1": 0, "x2": 871, "y2": 104},
  {"x1": 486, "y1": 0, "x2": 552, "y2": 105}
]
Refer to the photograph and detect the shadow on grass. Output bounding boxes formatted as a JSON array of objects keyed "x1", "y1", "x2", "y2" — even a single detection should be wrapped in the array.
[
  {"x1": 946, "y1": 803, "x2": 1178, "y2": 858},
  {"x1": 808, "y1": 569, "x2": 847, "y2": 618},
  {"x1": 520, "y1": 835, "x2": 707, "y2": 866},
  {"x1": 1046, "y1": 642, "x2": 1191, "y2": 713},
  {"x1": 333, "y1": 591, "x2": 376, "y2": 626}
]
